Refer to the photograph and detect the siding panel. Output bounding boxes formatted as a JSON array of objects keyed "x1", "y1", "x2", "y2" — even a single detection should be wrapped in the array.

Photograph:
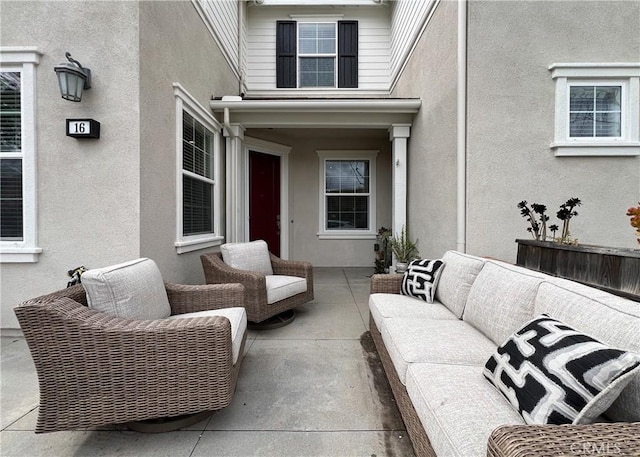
[{"x1": 199, "y1": 0, "x2": 239, "y2": 71}]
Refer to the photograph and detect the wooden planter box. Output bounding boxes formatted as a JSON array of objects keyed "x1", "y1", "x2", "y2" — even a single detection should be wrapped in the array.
[{"x1": 515, "y1": 239, "x2": 640, "y2": 302}]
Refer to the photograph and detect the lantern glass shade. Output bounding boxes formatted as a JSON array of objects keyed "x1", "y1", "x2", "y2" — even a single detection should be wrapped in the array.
[{"x1": 54, "y1": 63, "x2": 88, "y2": 102}]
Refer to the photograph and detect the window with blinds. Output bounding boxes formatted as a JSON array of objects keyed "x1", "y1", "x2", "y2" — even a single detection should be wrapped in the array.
[
  {"x1": 276, "y1": 20, "x2": 358, "y2": 89},
  {"x1": 569, "y1": 85, "x2": 622, "y2": 138},
  {"x1": 182, "y1": 111, "x2": 214, "y2": 236},
  {"x1": 0, "y1": 72, "x2": 23, "y2": 241}
]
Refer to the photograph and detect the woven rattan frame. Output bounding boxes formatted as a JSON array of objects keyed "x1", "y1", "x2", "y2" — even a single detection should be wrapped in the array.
[
  {"x1": 369, "y1": 274, "x2": 640, "y2": 457},
  {"x1": 15, "y1": 282, "x2": 247, "y2": 433},
  {"x1": 200, "y1": 252, "x2": 314, "y2": 323}
]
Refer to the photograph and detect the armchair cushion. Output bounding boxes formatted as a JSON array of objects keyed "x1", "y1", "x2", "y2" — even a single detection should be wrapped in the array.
[
  {"x1": 265, "y1": 275, "x2": 307, "y2": 304},
  {"x1": 220, "y1": 240, "x2": 273, "y2": 275},
  {"x1": 82, "y1": 258, "x2": 171, "y2": 320},
  {"x1": 168, "y1": 307, "x2": 247, "y2": 363}
]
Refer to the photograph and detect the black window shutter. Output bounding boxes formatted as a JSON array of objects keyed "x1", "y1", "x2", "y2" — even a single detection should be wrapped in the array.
[
  {"x1": 276, "y1": 21, "x2": 297, "y2": 88},
  {"x1": 338, "y1": 21, "x2": 358, "y2": 88}
]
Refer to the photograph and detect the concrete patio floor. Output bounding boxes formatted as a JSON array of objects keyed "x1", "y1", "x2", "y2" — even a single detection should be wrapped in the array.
[{"x1": 0, "y1": 267, "x2": 415, "y2": 457}]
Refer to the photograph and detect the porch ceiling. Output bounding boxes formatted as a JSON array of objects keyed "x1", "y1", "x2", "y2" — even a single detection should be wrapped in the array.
[{"x1": 209, "y1": 98, "x2": 421, "y2": 129}]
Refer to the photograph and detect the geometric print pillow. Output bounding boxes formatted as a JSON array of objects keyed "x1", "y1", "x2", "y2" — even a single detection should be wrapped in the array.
[
  {"x1": 483, "y1": 314, "x2": 640, "y2": 425},
  {"x1": 400, "y1": 259, "x2": 445, "y2": 303}
]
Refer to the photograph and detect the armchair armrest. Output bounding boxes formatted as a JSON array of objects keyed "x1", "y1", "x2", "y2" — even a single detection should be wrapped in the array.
[
  {"x1": 201, "y1": 252, "x2": 268, "y2": 306},
  {"x1": 165, "y1": 282, "x2": 245, "y2": 315},
  {"x1": 370, "y1": 273, "x2": 403, "y2": 294},
  {"x1": 487, "y1": 423, "x2": 640, "y2": 457},
  {"x1": 15, "y1": 297, "x2": 239, "y2": 433},
  {"x1": 270, "y1": 254, "x2": 313, "y2": 279}
]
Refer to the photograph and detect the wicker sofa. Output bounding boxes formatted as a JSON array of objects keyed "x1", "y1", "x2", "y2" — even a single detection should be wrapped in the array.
[
  {"x1": 369, "y1": 250, "x2": 640, "y2": 457},
  {"x1": 15, "y1": 280, "x2": 247, "y2": 433}
]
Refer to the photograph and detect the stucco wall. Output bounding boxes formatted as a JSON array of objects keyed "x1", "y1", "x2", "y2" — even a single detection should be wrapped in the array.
[
  {"x1": 391, "y1": 0, "x2": 459, "y2": 259},
  {"x1": 247, "y1": 128, "x2": 392, "y2": 267},
  {"x1": 1, "y1": 1, "x2": 140, "y2": 329},
  {"x1": 138, "y1": 1, "x2": 239, "y2": 284},
  {"x1": 466, "y1": 1, "x2": 640, "y2": 262}
]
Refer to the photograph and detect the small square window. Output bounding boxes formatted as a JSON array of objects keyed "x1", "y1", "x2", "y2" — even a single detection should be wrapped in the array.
[{"x1": 549, "y1": 63, "x2": 639, "y2": 156}]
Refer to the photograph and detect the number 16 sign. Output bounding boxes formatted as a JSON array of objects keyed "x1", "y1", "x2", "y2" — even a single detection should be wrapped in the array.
[{"x1": 66, "y1": 119, "x2": 101, "y2": 139}]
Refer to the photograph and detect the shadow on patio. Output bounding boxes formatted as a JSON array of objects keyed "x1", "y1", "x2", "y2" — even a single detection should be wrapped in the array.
[{"x1": 0, "y1": 267, "x2": 415, "y2": 457}]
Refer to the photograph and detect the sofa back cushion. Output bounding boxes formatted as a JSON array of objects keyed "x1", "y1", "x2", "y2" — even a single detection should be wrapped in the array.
[
  {"x1": 463, "y1": 261, "x2": 545, "y2": 345},
  {"x1": 435, "y1": 251, "x2": 486, "y2": 318},
  {"x1": 82, "y1": 258, "x2": 171, "y2": 320},
  {"x1": 221, "y1": 240, "x2": 273, "y2": 275},
  {"x1": 535, "y1": 280, "x2": 640, "y2": 422}
]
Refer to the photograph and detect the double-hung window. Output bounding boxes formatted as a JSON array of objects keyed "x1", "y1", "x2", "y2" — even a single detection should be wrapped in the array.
[
  {"x1": 550, "y1": 63, "x2": 640, "y2": 156},
  {"x1": 317, "y1": 150, "x2": 377, "y2": 239},
  {"x1": 1, "y1": 48, "x2": 41, "y2": 263},
  {"x1": 276, "y1": 20, "x2": 358, "y2": 89},
  {"x1": 173, "y1": 83, "x2": 223, "y2": 253}
]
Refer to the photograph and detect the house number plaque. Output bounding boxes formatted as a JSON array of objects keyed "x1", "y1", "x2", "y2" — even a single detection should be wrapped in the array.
[{"x1": 66, "y1": 118, "x2": 100, "y2": 139}]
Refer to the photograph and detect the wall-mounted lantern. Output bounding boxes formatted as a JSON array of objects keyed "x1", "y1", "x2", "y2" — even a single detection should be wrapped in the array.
[{"x1": 54, "y1": 52, "x2": 92, "y2": 102}]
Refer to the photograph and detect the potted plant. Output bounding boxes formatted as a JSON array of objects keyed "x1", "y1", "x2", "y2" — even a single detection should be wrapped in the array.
[
  {"x1": 627, "y1": 203, "x2": 640, "y2": 245},
  {"x1": 389, "y1": 225, "x2": 419, "y2": 273}
]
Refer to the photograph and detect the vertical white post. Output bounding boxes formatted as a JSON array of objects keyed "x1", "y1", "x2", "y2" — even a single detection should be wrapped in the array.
[
  {"x1": 389, "y1": 124, "x2": 411, "y2": 239},
  {"x1": 224, "y1": 124, "x2": 245, "y2": 243}
]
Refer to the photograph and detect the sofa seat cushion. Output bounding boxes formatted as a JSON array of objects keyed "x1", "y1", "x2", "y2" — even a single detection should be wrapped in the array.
[
  {"x1": 82, "y1": 258, "x2": 171, "y2": 320},
  {"x1": 535, "y1": 281, "x2": 640, "y2": 423},
  {"x1": 369, "y1": 293, "x2": 458, "y2": 324},
  {"x1": 379, "y1": 317, "x2": 496, "y2": 384},
  {"x1": 168, "y1": 307, "x2": 247, "y2": 364},
  {"x1": 265, "y1": 275, "x2": 307, "y2": 304},
  {"x1": 435, "y1": 251, "x2": 486, "y2": 318},
  {"x1": 406, "y1": 363, "x2": 525, "y2": 457},
  {"x1": 221, "y1": 240, "x2": 273, "y2": 275},
  {"x1": 463, "y1": 261, "x2": 546, "y2": 345}
]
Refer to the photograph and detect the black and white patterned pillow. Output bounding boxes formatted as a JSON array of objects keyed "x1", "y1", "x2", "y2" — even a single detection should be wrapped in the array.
[
  {"x1": 483, "y1": 314, "x2": 640, "y2": 425},
  {"x1": 400, "y1": 259, "x2": 445, "y2": 303}
]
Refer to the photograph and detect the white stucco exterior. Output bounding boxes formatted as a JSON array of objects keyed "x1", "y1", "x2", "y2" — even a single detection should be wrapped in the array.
[{"x1": 1, "y1": 0, "x2": 638, "y2": 330}]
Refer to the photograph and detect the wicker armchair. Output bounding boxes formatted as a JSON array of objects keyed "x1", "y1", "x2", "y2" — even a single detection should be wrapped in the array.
[
  {"x1": 201, "y1": 251, "x2": 314, "y2": 324},
  {"x1": 369, "y1": 274, "x2": 640, "y2": 457},
  {"x1": 14, "y1": 281, "x2": 247, "y2": 433}
]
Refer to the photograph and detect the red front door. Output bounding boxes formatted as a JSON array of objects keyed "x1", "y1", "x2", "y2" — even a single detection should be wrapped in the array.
[{"x1": 249, "y1": 151, "x2": 281, "y2": 256}]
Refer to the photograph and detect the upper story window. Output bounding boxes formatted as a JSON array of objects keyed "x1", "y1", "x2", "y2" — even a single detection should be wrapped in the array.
[
  {"x1": 317, "y1": 150, "x2": 377, "y2": 240},
  {"x1": 277, "y1": 20, "x2": 358, "y2": 89},
  {"x1": 173, "y1": 83, "x2": 223, "y2": 254},
  {"x1": 0, "y1": 47, "x2": 42, "y2": 263},
  {"x1": 299, "y1": 23, "x2": 336, "y2": 88},
  {"x1": 550, "y1": 63, "x2": 639, "y2": 156}
]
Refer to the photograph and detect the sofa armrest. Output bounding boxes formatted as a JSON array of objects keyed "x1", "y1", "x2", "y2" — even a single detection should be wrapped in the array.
[
  {"x1": 165, "y1": 282, "x2": 245, "y2": 315},
  {"x1": 487, "y1": 423, "x2": 640, "y2": 457},
  {"x1": 371, "y1": 273, "x2": 403, "y2": 294}
]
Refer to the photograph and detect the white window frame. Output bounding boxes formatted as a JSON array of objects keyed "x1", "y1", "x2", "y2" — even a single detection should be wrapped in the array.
[
  {"x1": 317, "y1": 150, "x2": 377, "y2": 240},
  {"x1": 549, "y1": 63, "x2": 640, "y2": 156},
  {"x1": 0, "y1": 47, "x2": 42, "y2": 263},
  {"x1": 173, "y1": 83, "x2": 223, "y2": 254},
  {"x1": 297, "y1": 22, "x2": 337, "y2": 89}
]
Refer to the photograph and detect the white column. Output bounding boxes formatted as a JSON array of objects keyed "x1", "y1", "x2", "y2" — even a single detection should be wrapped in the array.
[
  {"x1": 224, "y1": 124, "x2": 245, "y2": 243},
  {"x1": 389, "y1": 124, "x2": 411, "y2": 238}
]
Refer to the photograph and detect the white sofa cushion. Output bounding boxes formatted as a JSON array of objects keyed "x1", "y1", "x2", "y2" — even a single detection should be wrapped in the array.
[
  {"x1": 379, "y1": 317, "x2": 496, "y2": 384},
  {"x1": 463, "y1": 261, "x2": 545, "y2": 345},
  {"x1": 221, "y1": 240, "x2": 273, "y2": 275},
  {"x1": 82, "y1": 258, "x2": 171, "y2": 320},
  {"x1": 406, "y1": 363, "x2": 525, "y2": 457},
  {"x1": 369, "y1": 293, "x2": 458, "y2": 324},
  {"x1": 484, "y1": 314, "x2": 640, "y2": 425},
  {"x1": 535, "y1": 281, "x2": 640, "y2": 423},
  {"x1": 435, "y1": 251, "x2": 486, "y2": 318},
  {"x1": 167, "y1": 307, "x2": 247, "y2": 364},
  {"x1": 265, "y1": 275, "x2": 307, "y2": 304}
]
